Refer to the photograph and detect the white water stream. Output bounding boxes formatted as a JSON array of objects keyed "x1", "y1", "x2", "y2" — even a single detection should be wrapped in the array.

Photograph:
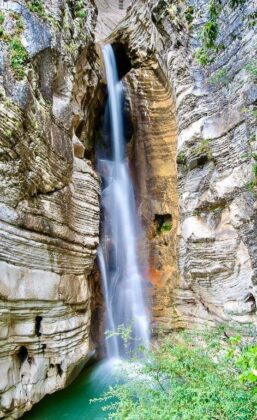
[{"x1": 97, "y1": 44, "x2": 150, "y2": 359}]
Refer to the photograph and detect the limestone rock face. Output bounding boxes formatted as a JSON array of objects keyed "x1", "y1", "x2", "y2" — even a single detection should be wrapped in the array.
[
  {"x1": 0, "y1": 1, "x2": 100, "y2": 418},
  {"x1": 94, "y1": 0, "x2": 132, "y2": 41},
  {"x1": 110, "y1": 0, "x2": 257, "y2": 332}
]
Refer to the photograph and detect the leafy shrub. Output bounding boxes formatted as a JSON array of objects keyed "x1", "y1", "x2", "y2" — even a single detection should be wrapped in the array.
[
  {"x1": 195, "y1": 48, "x2": 212, "y2": 66},
  {"x1": 95, "y1": 329, "x2": 257, "y2": 419},
  {"x1": 177, "y1": 151, "x2": 187, "y2": 165},
  {"x1": 9, "y1": 37, "x2": 29, "y2": 79},
  {"x1": 75, "y1": 0, "x2": 87, "y2": 20},
  {"x1": 210, "y1": 68, "x2": 230, "y2": 86},
  {"x1": 196, "y1": 0, "x2": 246, "y2": 66},
  {"x1": 26, "y1": 0, "x2": 46, "y2": 18}
]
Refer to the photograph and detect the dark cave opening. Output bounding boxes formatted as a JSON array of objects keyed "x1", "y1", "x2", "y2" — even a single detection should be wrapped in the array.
[
  {"x1": 154, "y1": 214, "x2": 173, "y2": 235},
  {"x1": 56, "y1": 363, "x2": 63, "y2": 376},
  {"x1": 35, "y1": 316, "x2": 42, "y2": 337},
  {"x1": 111, "y1": 42, "x2": 132, "y2": 80},
  {"x1": 244, "y1": 293, "x2": 256, "y2": 312},
  {"x1": 16, "y1": 346, "x2": 28, "y2": 365}
]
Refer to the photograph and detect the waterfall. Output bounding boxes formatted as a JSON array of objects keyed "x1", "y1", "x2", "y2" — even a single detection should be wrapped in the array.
[{"x1": 97, "y1": 44, "x2": 150, "y2": 359}]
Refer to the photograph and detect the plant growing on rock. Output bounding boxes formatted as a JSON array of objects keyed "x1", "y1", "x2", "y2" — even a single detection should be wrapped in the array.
[
  {"x1": 177, "y1": 150, "x2": 187, "y2": 165},
  {"x1": 195, "y1": 0, "x2": 247, "y2": 66},
  {"x1": 9, "y1": 37, "x2": 29, "y2": 80},
  {"x1": 0, "y1": 12, "x2": 5, "y2": 39},
  {"x1": 195, "y1": 139, "x2": 213, "y2": 160},
  {"x1": 210, "y1": 68, "x2": 230, "y2": 86},
  {"x1": 26, "y1": 0, "x2": 46, "y2": 18},
  {"x1": 245, "y1": 61, "x2": 257, "y2": 80},
  {"x1": 0, "y1": 12, "x2": 4, "y2": 25},
  {"x1": 74, "y1": 0, "x2": 87, "y2": 20},
  {"x1": 9, "y1": 12, "x2": 25, "y2": 34}
]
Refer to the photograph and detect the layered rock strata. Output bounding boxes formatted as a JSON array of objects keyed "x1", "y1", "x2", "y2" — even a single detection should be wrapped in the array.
[
  {"x1": 110, "y1": 0, "x2": 257, "y2": 332},
  {"x1": 0, "y1": 1, "x2": 100, "y2": 418}
]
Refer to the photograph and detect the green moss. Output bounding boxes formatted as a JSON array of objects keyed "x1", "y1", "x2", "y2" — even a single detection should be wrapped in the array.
[
  {"x1": 26, "y1": 0, "x2": 58, "y2": 27},
  {"x1": 195, "y1": 48, "x2": 213, "y2": 66},
  {"x1": 229, "y1": 0, "x2": 246, "y2": 7},
  {"x1": 159, "y1": 221, "x2": 172, "y2": 233},
  {"x1": 195, "y1": 139, "x2": 213, "y2": 160},
  {"x1": 0, "y1": 12, "x2": 5, "y2": 25},
  {"x1": 196, "y1": 0, "x2": 246, "y2": 66},
  {"x1": 210, "y1": 68, "x2": 230, "y2": 86},
  {"x1": 248, "y1": 11, "x2": 257, "y2": 28},
  {"x1": 154, "y1": 214, "x2": 173, "y2": 235},
  {"x1": 9, "y1": 12, "x2": 25, "y2": 34},
  {"x1": 9, "y1": 37, "x2": 29, "y2": 80},
  {"x1": 0, "y1": 12, "x2": 6, "y2": 40},
  {"x1": 245, "y1": 61, "x2": 257, "y2": 80},
  {"x1": 177, "y1": 151, "x2": 187, "y2": 165},
  {"x1": 75, "y1": 0, "x2": 87, "y2": 20},
  {"x1": 27, "y1": 0, "x2": 46, "y2": 18},
  {"x1": 184, "y1": 6, "x2": 194, "y2": 24},
  {"x1": 5, "y1": 129, "x2": 13, "y2": 139},
  {"x1": 246, "y1": 181, "x2": 256, "y2": 193}
]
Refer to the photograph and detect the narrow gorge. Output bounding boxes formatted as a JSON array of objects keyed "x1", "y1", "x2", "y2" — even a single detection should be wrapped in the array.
[{"x1": 0, "y1": 0, "x2": 257, "y2": 418}]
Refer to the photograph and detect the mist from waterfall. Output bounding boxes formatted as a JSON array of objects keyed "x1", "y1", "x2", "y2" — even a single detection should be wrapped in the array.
[{"x1": 97, "y1": 44, "x2": 150, "y2": 359}]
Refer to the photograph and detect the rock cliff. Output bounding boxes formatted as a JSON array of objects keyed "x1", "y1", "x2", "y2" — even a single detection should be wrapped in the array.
[
  {"x1": 0, "y1": 1, "x2": 100, "y2": 417},
  {"x1": 1, "y1": 0, "x2": 257, "y2": 417},
  {"x1": 109, "y1": 0, "x2": 257, "y2": 332}
]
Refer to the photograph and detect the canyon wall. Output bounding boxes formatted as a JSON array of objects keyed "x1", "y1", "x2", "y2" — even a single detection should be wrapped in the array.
[
  {"x1": 0, "y1": 1, "x2": 100, "y2": 418},
  {"x1": 111, "y1": 0, "x2": 257, "y2": 333},
  {"x1": 1, "y1": 0, "x2": 257, "y2": 417}
]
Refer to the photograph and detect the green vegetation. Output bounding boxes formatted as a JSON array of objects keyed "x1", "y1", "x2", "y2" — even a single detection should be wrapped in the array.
[
  {"x1": 177, "y1": 150, "x2": 187, "y2": 165},
  {"x1": 0, "y1": 11, "x2": 28, "y2": 79},
  {"x1": 9, "y1": 12, "x2": 25, "y2": 34},
  {"x1": 26, "y1": 0, "x2": 46, "y2": 18},
  {"x1": 26, "y1": 0, "x2": 58, "y2": 27},
  {"x1": 0, "y1": 12, "x2": 5, "y2": 39},
  {"x1": 242, "y1": 107, "x2": 257, "y2": 120},
  {"x1": 196, "y1": 0, "x2": 246, "y2": 66},
  {"x1": 245, "y1": 61, "x2": 257, "y2": 80},
  {"x1": 195, "y1": 139, "x2": 213, "y2": 160},
  {"x1": 154, "y1": 214, "x2": 172, "y2": 235},
  {"x1": 74, "y1": 0, "x2": 87, "y2": 20},
  {"x1": 159, "y1": 221, "x2": 172, "y2": 233},
  {"x1": 210, "y1": 68, "x2": 230, "y2": 86},
  {"x1": 9, "y1": 37, "x2": 29, "y2": 80},
  {"x1": 95, "y1": 328, "x2": 257, "y2": 419},
  {"x1": 246, "y1": 157, "x2": 257, "y2": 193},
  {"x1": 247, "y1": 11, "x2": 257, "y2": 28},
  {"x1": 229, "y1": 0, "x2": 246, "y2": 7},
  {"x1": 184, "y1": 6, "x2": 194, "y2": 25},
  {"x1": 0, "y1": 12, "x2": 5, "y2": 25}
]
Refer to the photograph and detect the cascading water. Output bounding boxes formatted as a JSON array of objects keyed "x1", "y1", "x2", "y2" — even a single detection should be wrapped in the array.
[{"x1": 97, "y1": 44, "x2": 150, "y2": 359}]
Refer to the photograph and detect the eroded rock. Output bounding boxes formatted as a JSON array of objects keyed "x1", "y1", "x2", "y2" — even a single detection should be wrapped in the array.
[{"x1": 0, "y1": 1, "x2": 101, "y2": 417}]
